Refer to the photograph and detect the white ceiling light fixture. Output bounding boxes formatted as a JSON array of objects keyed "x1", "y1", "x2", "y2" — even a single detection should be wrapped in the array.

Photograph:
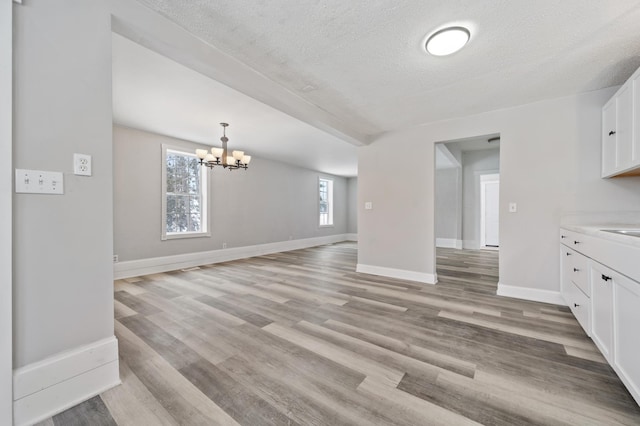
[
  {"x1": 196, "y1": 123, "x2": 251, "y2": 170},
  {"x1": 425, "y1": 26, "x2": 470, "y2": 56}
]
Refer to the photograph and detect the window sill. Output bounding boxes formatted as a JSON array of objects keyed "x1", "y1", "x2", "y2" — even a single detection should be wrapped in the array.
[
  {"x1": 319, "y1": 224, "x2": 335, "y2": 228},
  {"x1": 162, "y1": 231, "x2": 211, "y2": 241}
]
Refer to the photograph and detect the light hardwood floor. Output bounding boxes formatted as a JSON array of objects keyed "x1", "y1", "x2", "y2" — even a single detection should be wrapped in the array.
[{"x1": 39, "y1": 243, "x2": 640, "y2": 425}]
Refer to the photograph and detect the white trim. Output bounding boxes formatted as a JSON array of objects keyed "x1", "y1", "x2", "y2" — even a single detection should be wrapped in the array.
[
  {"x1": 318, "y1": 177, "x2": 334, "y2": 227},
  {"x1": 356, "y1": 264, "x2": 437, "y2": 285},
  {"x1": 497, "y1": 282, "x2": 566, "y2": 306},
  {"x1": 436, "y1": 238, "x2": 462, "y2": 249},
  {"x1": 115, "y1": 234, "x2": 350, "y2": 279},
  {"x1": 0, "y1": 1, "x2": 12, "y2": 424},
  {"x1": 12, "y1": 337, "x2": 120, "y2": 426},
  {"x1": 161, "y1": 145, "x2": 209, "y2": 241},
  {"x1": 345, "y1": 233, "x2": 358, "y2": 241}
]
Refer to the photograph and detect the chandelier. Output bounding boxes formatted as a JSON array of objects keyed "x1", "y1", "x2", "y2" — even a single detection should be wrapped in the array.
[{"x1": 196, "y1": 123, "x2": 251, "y2": 170}]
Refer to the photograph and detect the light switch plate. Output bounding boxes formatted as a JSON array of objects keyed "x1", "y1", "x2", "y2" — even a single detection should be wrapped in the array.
[
  {"x1": 509, "y1": 202, "x2": 517, "y2": 213},
  {"x1": 74, "y1": 153, "x2": 92, "y2": 176},
  {"x1": 15, "y1": 169, "x2": 64, "y2": 194}
]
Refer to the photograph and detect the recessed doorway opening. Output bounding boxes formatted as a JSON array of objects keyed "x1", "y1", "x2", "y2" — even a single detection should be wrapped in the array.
[{"x1": 434, "y1": 134, "x2": 500, "y2": 291}]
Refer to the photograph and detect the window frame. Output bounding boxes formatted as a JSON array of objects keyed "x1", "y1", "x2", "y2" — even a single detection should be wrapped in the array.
[
  {"x1": 161, "y1": 144, "x2": 210, "y2": 240},
  {"x1": 318, "y1": 176, "x2": 334, "y2": 227}
]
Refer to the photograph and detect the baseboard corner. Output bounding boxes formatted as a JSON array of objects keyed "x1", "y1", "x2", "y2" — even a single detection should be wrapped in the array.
[
  {"x1": 497, "y1": 282, "x2": 565, "y2": 306},
  {"x1": 356, "y1": 263, "x2": 437, "y2": 285},
  {"x1": 13, "y1": 336, "x2": 120, "y2": 426}
]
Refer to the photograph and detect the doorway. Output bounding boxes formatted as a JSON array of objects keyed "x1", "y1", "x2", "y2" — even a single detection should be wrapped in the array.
[{"x1": 434, "y1": 134, "x2": 500, "y2": 291}]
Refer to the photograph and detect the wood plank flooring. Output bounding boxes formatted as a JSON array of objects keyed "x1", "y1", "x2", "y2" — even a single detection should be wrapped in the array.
[{"x1": 40, "y1": 243, "x2": 640, "y2": 425}]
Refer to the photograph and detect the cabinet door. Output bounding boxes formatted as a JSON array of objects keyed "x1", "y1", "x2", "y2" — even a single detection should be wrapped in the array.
[
  {"x1": 614, "y1": 273, "x2": 640, "y2": 405},
  {"x1": 590, "y1": 262, "x2": 614, "y2": 362},
  {"x1": 566, "y1": 280, "x2": 590, "y2": 336},
  {"x1": 602, "y1": 99, "x2": 617, "y2": 177},
  {"x1": 616, "y1": 84, "x2": 633, "y2": 171},
  {"x1": 632, "y1": 73, "x2": 640, "y2": 166}
]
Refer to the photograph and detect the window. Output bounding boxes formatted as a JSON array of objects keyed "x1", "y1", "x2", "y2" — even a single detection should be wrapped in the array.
[
  {"x1": 319, "y1": 178, "x2": 334, "y2": 226},
  {"x1": 161, "y1": 145, "x2": 209, "y2": 240}
]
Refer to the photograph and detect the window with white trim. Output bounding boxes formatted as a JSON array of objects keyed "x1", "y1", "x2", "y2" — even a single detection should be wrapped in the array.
[
  {"x1": 162, "y1": 145, "x2": 209, "y2": 240},
  {"x1": 319, "y1": 178, "x2": 334, "y2": 226}
]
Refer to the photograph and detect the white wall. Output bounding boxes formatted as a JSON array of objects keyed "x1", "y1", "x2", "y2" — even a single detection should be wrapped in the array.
[
  {"x1": 1, "y1": 1, "x2": 12, "y2": 423},
  {"x1": 114, "y1": 126, "x2": 349, "y2": 262},
  {"x1": 347, "y1": 177, "x2": 358, "y2": 234},
  {"x1": 461, "y1": 149, "x2": 500, "y2": 248},
  {"x1": 358, "y1": 88, "x2": 640, "y2": 295},
  {"x1": 435, "y1": 167, "x2": 461, "y2": 244},
  {"x1": 13, "y1": 0, "x2": 116, "y2": 367}
]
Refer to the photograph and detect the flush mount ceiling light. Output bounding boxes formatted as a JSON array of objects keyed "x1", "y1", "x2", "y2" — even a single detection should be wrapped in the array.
[{"x1": 425, "y1": 26, "x2": 470, "y2": 56}]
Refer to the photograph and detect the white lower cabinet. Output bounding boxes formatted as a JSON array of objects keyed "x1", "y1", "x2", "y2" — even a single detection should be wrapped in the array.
[
  {"x1": 560, "y1": 229, "x2": 640, "y2": 406},
  {"x1": 614, "y1": 272, "x2": 640, "y2": 402},
  {"x1": 560, "y1": 245, "x2": 590, "y2": 334},
  {"x1": 590, "y1": 262, "x2": 614, "y2": 362}
]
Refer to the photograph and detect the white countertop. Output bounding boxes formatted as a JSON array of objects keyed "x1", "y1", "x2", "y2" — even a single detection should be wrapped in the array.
[{"x1": 561, "y1": 224, "x2": 640, "y2": 249}]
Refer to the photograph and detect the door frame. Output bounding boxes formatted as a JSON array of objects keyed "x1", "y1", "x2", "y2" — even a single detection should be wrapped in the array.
[
  {"x1": 479, "y1": 172, "x2": 500, "y2": 249},
  {"x1": 1, "y1": 0, "x2": 13, "y2": 424}
]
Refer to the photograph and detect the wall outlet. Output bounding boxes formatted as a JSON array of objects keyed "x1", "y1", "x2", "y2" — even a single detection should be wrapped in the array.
[
  {"x1": 509, "y1": 202, "x2": 517, "y2": 213},
  {"x1": 73, "y1": 153, "x2": 92, "y2": 176},
  {"x1": 365, "y1": 201, "x2": 373, "y2": 210},
  {"x1": 113, "y1": 255, "x2": 119, "y2": 263},
  {"x1": 222, "y1": 242, "x2": 227, "y2": 249}
]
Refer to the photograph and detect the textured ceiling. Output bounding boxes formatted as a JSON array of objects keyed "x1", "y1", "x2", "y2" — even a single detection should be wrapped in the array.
[
  {"x1": 136, "y1": 0, "x2": 640, "y2": 138},
  {"x1": 112, "y1": 34, "x2": 358, "y2": 177}
]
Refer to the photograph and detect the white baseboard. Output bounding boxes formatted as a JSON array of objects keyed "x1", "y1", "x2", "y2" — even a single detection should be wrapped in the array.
[
  {"x1": 345, "y1": 233, "x2": 358, "y2": 241},
  {"x1": 356, "y1": 264, "x2": 437, "y2": 285},
  {"x1": 115, "y1": 234, "x2": 351, "y2": 279},
  {"x1": 497, "y1": 283, "x2": 565, "y2": 306},
  {"x1": 436, "y1": 238, "x2": 462, "y2": 249},
  {"x1": 13, "y1": 336, "x2": 120, "y2": 426}
]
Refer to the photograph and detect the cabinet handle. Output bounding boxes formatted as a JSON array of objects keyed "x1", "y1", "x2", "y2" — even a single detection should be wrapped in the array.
[
  {"x1": 574, "y1": 303, "x2": 580, "y2": 308},
  {"x1": 601, "y1": 274, "x2": 612, "y2": 282},
  {"x1": 573, "y1": 268, "x2": 580, "y2": 272},
  {"x1": 609, "y1": 130, "x2": 616, "y2": 136},
  {"x1": 566, "y1": 252, "x2": 572, "y2": 256},
  {"x1": 574, "y1": 241, "x2": 580, "y2": 245},
  {"x1": 561, "y1": 235, "x2": 567, "y2": 239}
]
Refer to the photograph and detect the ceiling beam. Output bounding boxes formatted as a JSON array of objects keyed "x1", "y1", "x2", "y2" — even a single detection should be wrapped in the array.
[{"x1": 110, "y1": 0, "x2": 370, "y2": 147}]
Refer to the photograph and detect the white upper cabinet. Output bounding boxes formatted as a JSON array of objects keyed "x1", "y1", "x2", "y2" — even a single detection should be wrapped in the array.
[
  {"x1": 616, "y1": 84, "x2": 634, "y2": 170},
  {"x1": 633, "y1": 72, "x2": 640, "y2": 165},
  {"x1": 602, "y1": 99, "x2": 617, "y2": 176},
  {"x1": 602, "y1": 66, "x2": 640, "y2": 178}
]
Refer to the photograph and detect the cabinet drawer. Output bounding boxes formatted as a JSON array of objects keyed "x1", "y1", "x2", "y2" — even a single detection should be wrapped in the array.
[
  {"x1": 559, "y1": 229, "x2": 588, "y2": 254},
  {"x1": 562, "y1": 247, "x2": 590, "y2": 296},
  {"x1": 566, "y1": 281, "x2": 590, "y2": 335}
]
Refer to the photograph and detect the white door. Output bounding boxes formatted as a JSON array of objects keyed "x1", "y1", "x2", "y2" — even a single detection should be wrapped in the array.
[{"x1": 481, "y1": 174, "x2": 499, "y2": 248}]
